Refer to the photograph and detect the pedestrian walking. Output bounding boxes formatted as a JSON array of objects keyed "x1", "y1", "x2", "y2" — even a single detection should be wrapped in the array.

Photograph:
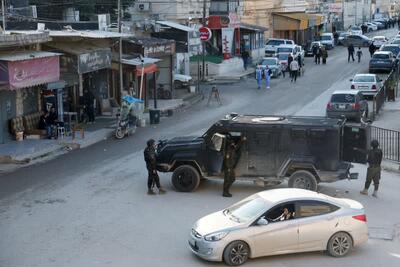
[
  {"x1": 313, "y1": 45, "x2": 320, "y2": 64},
  {"x1": 360, "y1": 140, "x2": 383, "y2": 198},
  {"x1": 255, "y1": 66, "x2": 263, "y2": 89},
  {"x1": 222, "y1": 139, "x2": 241, "y2": 197},
  {"x1": 83, "y1": 89, "x2": 95, "y2": 123},
  {"x1": 297, "y1": 55, "x2": 302, "y2": 77},
  {"x1": 369, "y1": 43, "x2": 376, "y2": 57},
  {"x1": 289, "y1": 59, "x2": 299, "y2": 82},
  {"x1": 321, "y1": 47, "x2": 328, "y2": 64},
  {"x1": 241, "y1": 50, "x2": 250, "y2": 70},
  {"x1": 144, "y1": 139, "x2": 166, "y2": 195},
  {"x1": 288, "y1": 53, "x2": 294, "y2": 78},
  {"x1": 265, "y1": 66, "x2": 271, "y2": 89},
  {"x1": 348, "y1": 44, "x2": 355, "y2": 62},
  {"x1": 356, "y1": 47, "x2": 363, "y2": 63}
]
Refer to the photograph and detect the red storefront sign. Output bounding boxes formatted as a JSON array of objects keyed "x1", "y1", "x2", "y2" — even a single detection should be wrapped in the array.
[
  {"x1": 135, "y1": 64, "x2": 158, "y2": 76},
  {"x1": 199, "y1": 27, "x2": 212, "y2": 41},
  {"x1": 1, "y1": 56, "x2": 60, "y2": 90}
]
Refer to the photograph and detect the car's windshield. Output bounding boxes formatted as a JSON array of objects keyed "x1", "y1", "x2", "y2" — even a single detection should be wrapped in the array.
[
  {"x1": 261, "y1": 59, "x2": 277, "y2": 66},
  {"x1": 277, "y1": 47, "x2": 293, "y2": 53},
  {"x1": 278, "y1": 53, "x2": 289, "y2": 60},
  {"x1": 339, "y1": 33, "x2": 349, "y2": 37},
  {"x1": 373, "y1": 53, "x2": 390, "y2": 59},
  {"x1": 374, "y1": 37, "x2": 385, "y2": 41},
  {"x1": 266, "y1": 40, "x2": 285, "y2": 46},
  {"x1": 351, "y1": 27, "x2": 360, "y2": 30},
  {"x1": 331, "y1": 94, "x2": 356, "y2": 103},
  {"x1": 354, "y1": 76, "x2": 375, "y2": 82},
  {"x1": 392, "y1": 39, "x2": 400, "y2": 44},
  {"x1": 381, "y1": 46, "x2": 400, "y2": 55},
  {"x1": 225, "y1": 196, "x2": 269, "y2": 223},
  {"x1": 320, "y1": 36, "x2": 332, "y2": 40}
]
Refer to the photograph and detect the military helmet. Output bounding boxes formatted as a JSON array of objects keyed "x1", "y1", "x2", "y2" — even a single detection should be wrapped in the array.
[
  {"x1": 147, "y1": 139, "x2": 155, "y2": 147},
  {"x1": 371, "y1": 139, "x2": 379, "y2": 148}
]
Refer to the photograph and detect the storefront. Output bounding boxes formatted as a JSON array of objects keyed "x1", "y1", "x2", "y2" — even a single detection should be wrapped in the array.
[
  {"x1": 123, "y1": 37, "x2": 176, "y2": 99},
  {"x1": 0, "y1": 51, "x2": 61, "y2": 143}
]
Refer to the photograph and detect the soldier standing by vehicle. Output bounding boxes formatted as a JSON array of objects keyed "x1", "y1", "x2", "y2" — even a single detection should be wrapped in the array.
[
  {"x1": 222, "y1": 139, "x2": 241, "y2": 197},
  {"x1": 348, "y1": 44, "x2": 355, "y2": 62},
  {"x1": 360, "y1": 140, "x2": 383, "y2": 198},
  {"x1": 144, "y1": 139, "x2": 166, "y2": 195}
]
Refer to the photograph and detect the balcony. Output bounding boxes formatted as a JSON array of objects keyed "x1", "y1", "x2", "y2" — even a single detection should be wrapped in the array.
[{"x1": 209, "y1": 0, "x2": 240, "y2": 15}]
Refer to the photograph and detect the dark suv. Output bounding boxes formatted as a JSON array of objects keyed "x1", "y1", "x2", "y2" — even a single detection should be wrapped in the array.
[{"x1": 156, "y1": 114, "x2": 369, "y2": 192}]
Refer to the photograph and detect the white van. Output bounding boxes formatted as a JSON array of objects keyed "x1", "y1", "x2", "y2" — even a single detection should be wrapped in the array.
[{"x1": 320, "y1": 33, "x2": 335, "y2": 49}]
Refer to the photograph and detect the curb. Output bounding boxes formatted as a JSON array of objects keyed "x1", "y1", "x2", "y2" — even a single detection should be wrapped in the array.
[{"x1": 381, "y1": 160, "x2": 400, "y2": 173}]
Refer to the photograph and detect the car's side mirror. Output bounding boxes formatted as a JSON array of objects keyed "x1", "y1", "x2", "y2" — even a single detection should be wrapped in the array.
[{"x1": 257, "y1": 217, "x2": 269, "y2": 226}]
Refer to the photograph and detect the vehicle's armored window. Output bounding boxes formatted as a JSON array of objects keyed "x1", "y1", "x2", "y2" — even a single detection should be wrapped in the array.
[{"x1": 297, "y1": 201, "x2": 339, "y2": 218}]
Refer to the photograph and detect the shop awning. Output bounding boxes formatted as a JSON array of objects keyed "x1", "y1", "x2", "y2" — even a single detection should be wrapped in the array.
[
  {"x1": 273, "y1": 12, "x2": 323, "y2": 31},
  {"x1": 135, "y1": 64, "x2": 158, "y2": 76},
  {"x1": 239, "y1": 23, "x2": 268, "y2": 32},
  {"x1": 156, "y1": 21, "x2": 195, "y2": 32}
]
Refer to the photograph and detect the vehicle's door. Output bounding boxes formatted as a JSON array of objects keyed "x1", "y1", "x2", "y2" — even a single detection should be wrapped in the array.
[
  {"x1": 246, "y1": 203, "x2": 299, "y2": 257},
  {"x1": 296, "y1": 200, "x2": 340, "y2": 252},
  {"x1": 245, "y1": 130, "x2": 279, "y2": 177},
  {"x1": 341, "y1": 124, "x2": 370, "y2": 164},
  {"x1": 204, "y1": 133, "x2": 226, "y2": 175}
]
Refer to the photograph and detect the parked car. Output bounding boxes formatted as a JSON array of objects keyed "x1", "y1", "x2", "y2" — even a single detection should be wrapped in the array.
[
  {"x1": 174, "y1": 74, "x2": 192, "y2": 89},
  {"x1": 350, "y1": 74, "x2": 383, "y2": 96},
  {"x1": 349, "y1": 26, "x2": 362, "y2": 35},
  {"x1": 326, "y1": 90, "x2": 368, "y2": 122},
  {"x1": 366, "y1": 22, "x2": 378, "y2": 31},
  {"x1": 371, "y1": 21, "x2": 384, "y2": 30},
  {"x1": 369, "y1": 51, "x2": 395, "y2": 73},
  {"x1": 379, "y1": 44, "x2": 400, "y2": 63},
  {"x1": 256, "y1": 57, "x2": 282, "y2": 78},
  {"x1": 342, "y1": 34, "x2": 371, "y2": 47},
  {"x1": 372, "y1": 36, "x2": 388, "y2": 48},
  {"x1": 265, "y1": 38, "x2": 294, "y2": 57},
  {"x1": 320, "y1": 32, "x2": 335, "y2": 49},
  {"x1": 305, "y1": 41, "x2": 322, "y2": 56},
  {"x1": 338, "y1": 32, "x2": 350, "y2": 45},
  {"x1": 277, "y1": 52, "x2": 290, "y2": 72},
  {"x1": 374, "y1": 19, "x2": 388, "y2": 28},
  {"x1": 390, "y1": 38, "x2": 400, "y2": 45},
  {"x1": 276, "y1": 45, "x2": 300, "y2": 60},
  {"x1": 155, "y1": 114, "x2": 369, "y2": 192},
  {"x1": 189, "y1": 188, "x2": 368, "y2": 266}
]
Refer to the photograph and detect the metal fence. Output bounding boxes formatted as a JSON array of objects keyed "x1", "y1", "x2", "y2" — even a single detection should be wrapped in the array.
[{"x1": 371, "y1": 126, "x2": 400, "y2": 162}]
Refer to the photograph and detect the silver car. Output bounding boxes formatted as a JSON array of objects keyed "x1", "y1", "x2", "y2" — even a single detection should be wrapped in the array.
[
  {"x1": 189, "y1": 188, "x2": 368, "y2": 266},
  {"x1": 350, "y1": 73, "x2": 383, "y2": 95},
  {"x1": 256, "y1": 57, "x2": 282, "y2": 78},
  {"x1": 326, "y1": 90, "x2": 368, "y2": 122}
]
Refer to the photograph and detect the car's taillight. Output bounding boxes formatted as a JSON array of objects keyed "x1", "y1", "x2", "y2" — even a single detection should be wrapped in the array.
[
  {"x1": 327, "y1": 102, "x2": 333, "y2": 109},
  {"x1": 351, "y1": 84, "x2": 355, "y2": 89},
  {"x1": 352, "y1": 214, "x2": 367, "y2": 222},
  {"x1": 352, "y1": 103, "x2": 360, "y2": 109},
  {"x1": 372, "y1": 84, "x2": 377, "y2": 90}
]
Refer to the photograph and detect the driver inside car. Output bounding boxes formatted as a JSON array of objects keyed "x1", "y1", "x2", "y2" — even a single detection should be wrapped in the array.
[{"x1": 273, "y1": 207, "x2": 294, "y2": 222}]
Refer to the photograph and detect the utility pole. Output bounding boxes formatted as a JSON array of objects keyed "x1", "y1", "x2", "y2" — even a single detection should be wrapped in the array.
[
  {"x1": 202, "y1": 0, "x2": 206, "y2": 81},
  {"x1": 1, "y1": 0, "x2": 6, "y2": 31},
  {"x1": 118, "y1": 0, "x2": 124, "y2": 101}
]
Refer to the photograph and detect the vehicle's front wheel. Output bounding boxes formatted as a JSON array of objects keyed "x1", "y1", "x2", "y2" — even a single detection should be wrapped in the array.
[
  {"x1": 327, "y1": 232, "x2": 353, "y2": 257},
  {"x1": 223, "y1": 241, "x2": 250, "y2": 266},
  {"x1": 288, "y1": 170, "x2": 318, "y2": 191},
  {"x1": 171, "y1": 165, "x2": 201, "y2": 192}
]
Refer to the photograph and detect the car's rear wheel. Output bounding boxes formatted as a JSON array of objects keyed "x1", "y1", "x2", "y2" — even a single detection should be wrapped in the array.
[
  {"x1": 288, "y1": 170, "x2": 318, "y2": 191},
  {"x1": 327, "y1": 232, "x2": 353, "y2": 257},
  {"x1": 171, "y1": 165, "x2": 201, "y2": 192},
  {"x1": 223, "y1": 241, "x2": 250, "y2": 266}
]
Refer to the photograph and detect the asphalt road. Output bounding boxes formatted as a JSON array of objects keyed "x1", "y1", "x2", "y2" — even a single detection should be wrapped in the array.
[{"x1": 1, "y1": 28, "x2": 399, "y2": 267}]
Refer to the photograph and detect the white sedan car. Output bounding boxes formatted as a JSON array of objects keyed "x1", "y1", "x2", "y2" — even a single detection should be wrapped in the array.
[
  {"x1": 189, "y1": 189, "x2": 368, "y2": 266},
  {"x1": 350, "y1": 74, "x2": 383, "y2": 96},
  {"x1": 372, "y1": 36, "x2": 388, "y2": 48}
]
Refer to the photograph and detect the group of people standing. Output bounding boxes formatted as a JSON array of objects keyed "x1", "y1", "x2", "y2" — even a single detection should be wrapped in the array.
[{"x1": 312, "y1": 45, "x2": 328, "y2": 65}]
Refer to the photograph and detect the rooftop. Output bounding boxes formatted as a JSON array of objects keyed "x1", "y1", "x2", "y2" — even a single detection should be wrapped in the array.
[
  {"x1": 0, "y1": 51, "x2": 62, "y2": 61},
  {"x1": 7, "y1": 30, "x2": 133, "y2": 39}
]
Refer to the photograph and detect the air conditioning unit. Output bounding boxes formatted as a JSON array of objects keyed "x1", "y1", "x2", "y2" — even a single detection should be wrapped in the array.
[{"x1": 136, "y1": 3, "x2": 151, "y2": 12}]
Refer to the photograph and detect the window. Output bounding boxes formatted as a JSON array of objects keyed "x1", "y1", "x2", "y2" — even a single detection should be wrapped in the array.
[
  {"x1": 331, "y1": 94, "x2": 356, "y2": 103},
  {"x1": 354, "y1": 75, "x2": 375, "y2": 82},
  {"x1": 277, "y1": 47, "x2": 293, "y2": 53},
  {"x1": 266, "y1": 39, "x2": 285, "y2": 46},
  {"x1": 265, "y1": 203, "x2": 295, "y2": 222},
  {"x1": 261, "y1": 59, "x2": 277, "y2": 66},
  {"x1": 373, "y1": 53, "x2": 390, "y2": 59},
  {"x1": 297, "y1": 201, "x2": 339, "y2": 218}
]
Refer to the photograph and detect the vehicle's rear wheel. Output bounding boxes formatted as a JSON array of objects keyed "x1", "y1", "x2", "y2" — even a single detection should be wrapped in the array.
[
  {"x1": 327, "y1": 232, "x2": 353, "y2": 257},
  {"x1": 171, "y1": 165, "x2": 201, "y2": 192},
  {"x1": 288, "y1": 170, "x2": 318, "y2": 191},
  {"x1": 223, "y1": 241, "x2": 250, "y2": 266}
]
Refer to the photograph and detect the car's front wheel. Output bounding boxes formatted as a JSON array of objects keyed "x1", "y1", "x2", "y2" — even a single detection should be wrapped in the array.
[
  {"x1": 288, "y1": 170, "x2": 318, "y2": 191},
  {"x1": 171, "y1": 165, "x2": 201, "y2": 192},
  {"x1": 327, "y1": 232, "x2": 353, "y2": 257},
  {"x1": 223, "y1": 241, "x2": 250, "y2": 266}
]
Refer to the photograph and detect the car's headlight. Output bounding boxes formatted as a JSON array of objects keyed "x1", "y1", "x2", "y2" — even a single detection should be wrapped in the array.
[{"x1": 204, "y1": 232, "x2": 229, "y2": 242}]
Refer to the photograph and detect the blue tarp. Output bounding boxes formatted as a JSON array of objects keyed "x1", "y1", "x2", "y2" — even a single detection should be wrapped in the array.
[{"x1": 122, "y1": 95, "x2": 144, "y2": 104}]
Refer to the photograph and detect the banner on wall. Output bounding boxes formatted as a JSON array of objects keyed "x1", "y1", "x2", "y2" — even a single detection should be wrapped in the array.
[{"x1": 221, "y1": 27, "x2": 235, "y2": 55}]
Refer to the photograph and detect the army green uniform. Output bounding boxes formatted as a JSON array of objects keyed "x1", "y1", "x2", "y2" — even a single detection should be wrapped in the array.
[
  {"x1": 222, "y1": 143, "x2": 239, "y2": 196},
  {"x1": 364, "y1": 148, "x2": 383, "y2": 192}
]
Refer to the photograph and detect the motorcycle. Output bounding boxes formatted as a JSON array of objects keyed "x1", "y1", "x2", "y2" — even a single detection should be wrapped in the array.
[{"x1": 115, "y1": 114, "x2": 136, "y2": 139}]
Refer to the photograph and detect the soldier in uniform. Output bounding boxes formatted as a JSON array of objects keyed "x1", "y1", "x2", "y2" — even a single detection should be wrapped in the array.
[
  {"x1": 144, "y1": 139, "x2": 166, "y2": 195},
  {"x1": 222, "y1": 138, "x2": 242, "y2": 197},
  {"x1": 360, "y1": 140, "x2": 383, "y2": 197}
]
